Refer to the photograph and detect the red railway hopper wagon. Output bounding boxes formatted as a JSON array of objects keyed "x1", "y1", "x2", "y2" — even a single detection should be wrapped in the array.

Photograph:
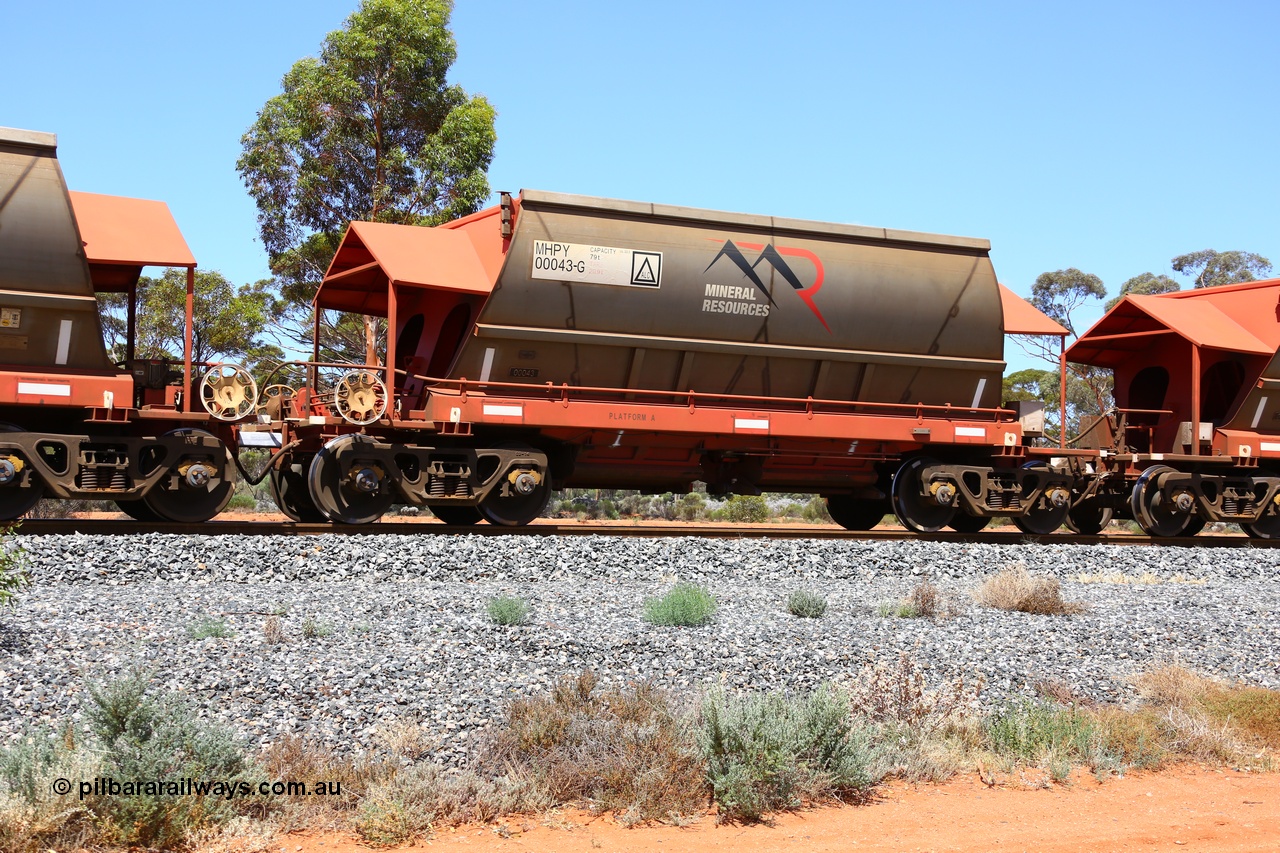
[
  {"x1": 0, "y1": 127, "x2": 260, "y2": 522},
  {"x1": 1065, "y1": 281, "x2": 1280, "y2": 538},
  {"x1": 263, "y1": 190, "x2": 1074, "y2": 531}
]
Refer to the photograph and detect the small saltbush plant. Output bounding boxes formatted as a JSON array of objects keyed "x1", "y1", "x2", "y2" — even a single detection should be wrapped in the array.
[
  {"x1": 301, "y1": 616, "x2": 333, "y2": 638},
  {"x1": 786, "y1": 589, "x2": 827, "y2": 618},
  {"x1": 0, "y1": 524, "x2": 27, "y2": 610},
  {"x1": 0, "y1": 670, "x2": 260, "y2": 850},
  {"x1": 186, "y1": 616, "x2": 231, "y2": 639},
  {"x1": 487, "y1": 596, "x2": 530, "y2": 626},
  {"x1": 83, "y1": 670, "x2": 260, "y2": 847},
  {"x1": 699, "y1": 685, "x2": 879, "y2": 822},
  {"x1": 643, "y1": 583, "x2": 716, "y2": 626}
]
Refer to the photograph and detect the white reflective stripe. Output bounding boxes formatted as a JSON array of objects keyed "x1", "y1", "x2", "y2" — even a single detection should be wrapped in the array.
[
  {"x1": 54, "y1": 319, "x2": 72, "y2": 365},
  {"x1": 308, "y1": 415, "x2": 326, "y2": 425},
  {"x1": 970, "y1": 377, "x2": 987, "y2": 409},
  {"x1": 956, "y1": 426, "x2": 986, "y2": 437},
  {"x1": 238, "y1": 431, "x2": 283, "y2": 448},
  {"x1": 17, "y1": 381, "x2": 70, "y2": 396},
  {"x1": 734, "y1": 418, "x2": 769, "y2": 430},
  {"x1": 483, "y1": 404, "x2": 523, "y2": 417},
  {"x1": 1253, "y1": 397, "x2": 1268, "y2": 429},
  {"x1": 1262, "y1": 442, "x2": 1280, "y2": 452},
  {"x1": 480, "y1": 347, "x2": 495, "y2": 382}
]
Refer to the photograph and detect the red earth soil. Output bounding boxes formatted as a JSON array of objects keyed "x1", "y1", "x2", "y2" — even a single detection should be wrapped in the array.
[{"x1": 270, "y1": 767, "x2": 1279, "y2": 853}]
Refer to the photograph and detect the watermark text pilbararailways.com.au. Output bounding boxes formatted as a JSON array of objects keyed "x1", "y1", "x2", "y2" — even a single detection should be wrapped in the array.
[{"x1": 52, "y1": 777, "x2": 342, "y2": 800}]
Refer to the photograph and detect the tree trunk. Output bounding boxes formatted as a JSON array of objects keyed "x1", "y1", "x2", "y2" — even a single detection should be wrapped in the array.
[{"x1": 364, "y1": 315, "x2": 379, "y2": 366}]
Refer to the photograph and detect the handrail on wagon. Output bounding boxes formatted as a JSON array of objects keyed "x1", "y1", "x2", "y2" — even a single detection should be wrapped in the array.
[
  {"x1": 268, "y1": 360, "x2": 1019, "y2": 423},
  {"x1": 415, "y1": 374, "x2": 1018, "y2": 422}
]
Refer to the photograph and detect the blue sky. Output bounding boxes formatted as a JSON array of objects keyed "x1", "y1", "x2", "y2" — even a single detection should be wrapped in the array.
[{"x1": 5, "y1": 0, "x2": 1278, "y2": 365}]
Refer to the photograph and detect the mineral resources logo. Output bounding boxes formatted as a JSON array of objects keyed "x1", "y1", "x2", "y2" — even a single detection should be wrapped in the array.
[{"x1": 703, "y1": 240, "x2": 830, "y2": 332}]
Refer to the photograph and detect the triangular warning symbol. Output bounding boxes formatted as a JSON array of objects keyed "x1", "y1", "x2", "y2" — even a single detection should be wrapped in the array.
[{"x1": 634, "y1": 257, "x2": 656, "y2": 283}]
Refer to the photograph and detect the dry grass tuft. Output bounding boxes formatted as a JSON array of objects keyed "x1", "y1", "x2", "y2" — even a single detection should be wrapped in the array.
[
  {"x1": 1135, "y1": 664, "x2": 1280, "y2": 763},
  {"x1": 478, "y1": 670, "x2": 706, "y2": 825},
  {"x1": 879, "y1": 581, "x2": 955, "y2": 619},
  {"x1": 263, "y1": 615, "x2": 285, "y2": 644},
  {"x1": 1034, "y1": 678, "x2": 1097, "y2": 708},
  {"x1": 974, "y1": 565, "x2": 1087, "y2": 615}
]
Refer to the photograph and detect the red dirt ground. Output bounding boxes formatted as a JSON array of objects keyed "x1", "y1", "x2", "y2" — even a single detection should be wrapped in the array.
[{"x1": 271, "y1": 767, "x2": 1279, "y2": 853}]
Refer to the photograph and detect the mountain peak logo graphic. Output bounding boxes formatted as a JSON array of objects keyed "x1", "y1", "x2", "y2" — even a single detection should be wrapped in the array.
[{"x1": 705, "y1": 240, "x2": 830, "y2": 333}]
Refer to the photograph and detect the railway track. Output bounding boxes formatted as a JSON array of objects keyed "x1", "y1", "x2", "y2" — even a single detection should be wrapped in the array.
[{"x1": 11, "y1": 517, "x2": 1275, "y2": 547}]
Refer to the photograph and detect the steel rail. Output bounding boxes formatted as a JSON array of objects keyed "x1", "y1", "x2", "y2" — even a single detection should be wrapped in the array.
[{"x1": 11, "y1": 519, "x2": 1275, "y2": 548}]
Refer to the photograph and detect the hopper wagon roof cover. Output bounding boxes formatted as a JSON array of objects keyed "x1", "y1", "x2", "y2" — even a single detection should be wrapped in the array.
[
  {"x1": 1067, "y1": 278, "x2": 1280, "y2": 367},
  {"x1": 68, "y1": 191, "x2": 195, "y2": 268},
  {"x1": 319, "y1": 220, "x2": 495, "y2": 315}
]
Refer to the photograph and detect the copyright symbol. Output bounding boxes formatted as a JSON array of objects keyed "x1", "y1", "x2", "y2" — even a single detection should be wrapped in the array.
[{"x1": 52, "y1": 778, "x2": 71, "y2": 795}]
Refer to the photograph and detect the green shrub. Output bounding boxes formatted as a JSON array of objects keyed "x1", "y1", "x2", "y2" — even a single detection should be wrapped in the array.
[
  {"x1": 801, "y1": 496, "x2": 832, "y2": 523},
  {"x1": 301, "y1": 616, "x2": 333, "y2": 639},
  {"x1": 984, "y1": 700, "x2": 1096, "y2": 762},
  {"x1": 186, "y1": 616, "x2": 231, "y2": 639},
  {"x1": 786, "y1": 589, "x2": 827, "y2": 618},
  {"x1": 0, "y1": 671, "x2": 261, "y2": 849},
  {"x1": 83, "y1": 670, "x2": 260, "y2": 847},
  {"x1": 226, "y1": 492, "x2": 257, "y2": 510},
  {"x1": 643, "y1": 583, "x2": 716, "y2": 627},
  {"x1": 699, "y1": 686, "x2": 878, "y2": 822},
  {"x1": 723, "y1": 495, "x2": 769, "y2": 523},
  {"x1": 487, "y1": 596, "x2": 530, "y2": 626},
  {"x1": 0, "y1": 524, "x2": 28, "y2": 609}
]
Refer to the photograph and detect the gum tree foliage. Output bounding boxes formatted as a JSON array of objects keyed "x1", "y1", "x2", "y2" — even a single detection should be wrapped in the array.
[
  {"x1": 1172, "y1": 250, "x2": 1272, "y2": 289},
  {"x1": 97, "y1": 270, "x2": 285, "y2": 372},
  {"x1": 236, "y1": 0, "x2": 497, "y2": 361},
  {"x1": 1012, "y1": 268, "x2": 1112, "y2": 440},
  {"x1": 1104, "y1": 272, "x2": 1180, "y2": 311}
]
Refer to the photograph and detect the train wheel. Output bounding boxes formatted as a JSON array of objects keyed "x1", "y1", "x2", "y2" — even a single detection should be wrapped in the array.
[
  {"x1": 478, "y1": 444, "x2": 550, "y2": 527},
  {"x1": 1241, "y1": 502, "x2": 1280, "y2": 539},
  {"x1": 1182, "y1": 515, "x2": 1207, "y2": 537},
  {"x1": 115, "y1": 500, "x2": 163, "y2": 522},
  {"x1": 306, "y1": 435, "x2": 394, "y2": 524},
  {"x1": 1065, "y1": 502, "x2": 1113, "y2": 535},
  {"x1": 1128, "y1": 465, "x2": 1196, "y2": 538},
  {"x1": 825, "y1": 496, "x2": 888, "y2": 531},
  {"x1": 269, "y1": 454, "x2": 326, "y2": 522},
  {"x1": 891, "y1": 457, "x2": 956, "y2": 534},
  {"x1": 0, "y1": 475, "x2": 43, "y2": 520},
  {"x1": 1012, "y1": 463, "x2": 1071, "y2": 535},
  {"x1": 143, "y1": 429, "x2": 236, "y2": 523},
  {"x1": 0, "y1": 423, "x2": 43, "y2": 520},
  {"x1": 947, "y1": 513, "x2": 991, "y2": 533},
  {"x1": 429, "y1": 504, "x2": 484, "y2": 525}
]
